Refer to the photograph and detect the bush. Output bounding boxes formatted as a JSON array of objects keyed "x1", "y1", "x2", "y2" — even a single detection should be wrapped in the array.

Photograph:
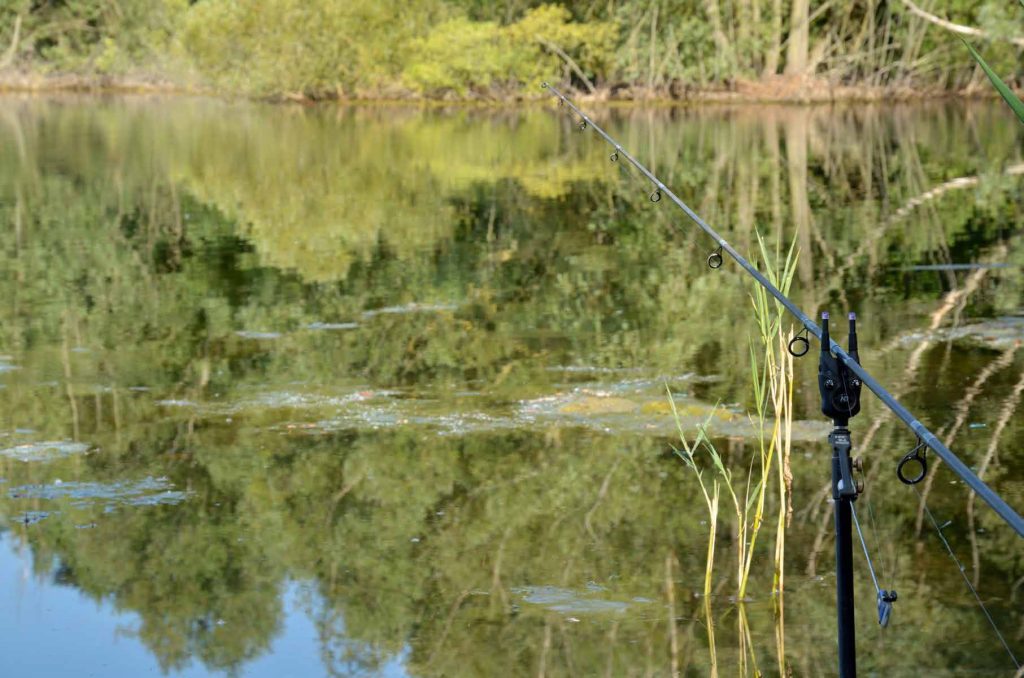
[
  {"x1": 0, "y1": 0, "x2": 187, "y2": 73},
  {"x1": 182, "y1": 0, "x2": 447, "y2": 97},
  {"x1": 403, "y1": 5, "x2": 617, "y2": 97}
]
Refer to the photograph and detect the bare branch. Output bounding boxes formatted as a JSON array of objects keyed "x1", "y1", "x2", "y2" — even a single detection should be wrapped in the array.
[
  {"x1": 898, "y1": 0, "x2": 1024, "y2": 48},
  {"x1": 536, "y1": 37, "x2": 596, "y2": 93}
]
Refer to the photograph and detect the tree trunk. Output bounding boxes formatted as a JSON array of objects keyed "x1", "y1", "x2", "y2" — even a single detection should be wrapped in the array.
[
  {"x1": 704, "y1": 0, "x2": 731, "y2": 80},
  {"x1": 785, "y1": 0, "x2": 810, "y2": 76},
  {"x1": 763, "y1": 0, "x2": 782, "y2": 76},
  {"x1": 0, "y1": 15, "x2": 22, "y2": 69}
]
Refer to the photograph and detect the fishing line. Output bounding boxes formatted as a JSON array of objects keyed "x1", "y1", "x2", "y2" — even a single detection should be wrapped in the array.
[
  {"x1": 864, "y1": 490, "x2": 899, "y2": 598},
  {"x1": 541, "y1": 82, "x2": 1024, "y2": 539},
  {"x1": 851, "y1": 503, "x2": 897, "y2": 627},
  {"x1": 913, "y1": 485, "x2": 1021, "y2": 670}
]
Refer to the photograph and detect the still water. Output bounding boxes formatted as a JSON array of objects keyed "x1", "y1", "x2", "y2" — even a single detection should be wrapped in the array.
[{"x1": 0, "y1": 97, "x2": 1022, "y2": 676}]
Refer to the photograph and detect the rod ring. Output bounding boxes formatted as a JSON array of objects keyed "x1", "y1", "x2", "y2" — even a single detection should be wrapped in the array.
[
  {"x1": 578, "y1": 119, "x2": 587, "y2": 131},
  {"x1": 609, "y1": 151, "x2": 618, "y2": 162},
  {"x1": 650, "y1": 189, "x2": 661, "y2": 203},
  {"x1": 897, "y1": 440, "x2": 927, "y2": 485},
  {"x1": 788, "y1": 328, "x2": 811, "y2": 357},
  {"x1": 707, "y1": 247, "x2": 723, "y2": 269}
]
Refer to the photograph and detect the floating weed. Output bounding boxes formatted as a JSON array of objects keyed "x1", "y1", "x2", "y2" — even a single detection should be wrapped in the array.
[
  {"x1": 511, "y1": 585, "x2": 640, "y2": 615},
  {"x1": 7, "y1": 477, "x2": 189, "y2": 515},
  {"x1": 0, "y1": 440, "x2": 91, "y2": 463},
  {"x1": 234, "y1": 330, "x2": 282, "y2": 340},
  {"x1": 361, "y1": 302, "x2": 457, "y2": 318},
  {"x1": 305, "y1": 321, "x2": 359, "y2": 331},
  {"x1": 15, "y1": 511, "x2": 50, "y2": 526}
]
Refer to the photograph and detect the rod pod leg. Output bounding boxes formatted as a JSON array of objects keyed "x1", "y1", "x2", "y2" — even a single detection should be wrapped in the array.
[{"x1": 831, "y1": 427, "x2": 857, "y2": 677}]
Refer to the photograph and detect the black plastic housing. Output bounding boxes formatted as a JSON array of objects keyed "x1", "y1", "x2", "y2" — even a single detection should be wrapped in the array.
[{"x1": 818, "y1": 312, "x2": 862, "y2": 425}]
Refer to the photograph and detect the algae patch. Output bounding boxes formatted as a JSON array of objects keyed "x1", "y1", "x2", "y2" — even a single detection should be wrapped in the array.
[
  {"x1": 512, "y1": 585, "x2": 640, "y2": 615},
  {"x1": 6, "y1": 477, "x2": 190, "y2": 525},
  {"x1": 0, "y1": 440, "x2": 91, "y2": 463}
]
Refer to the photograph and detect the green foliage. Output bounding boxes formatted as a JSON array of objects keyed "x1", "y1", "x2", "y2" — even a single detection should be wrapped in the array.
[
  {"x1": 4, "y1": 0, "x2": 1022, "y2": 97},
  {"x1": 403, "y1": 5, "x2": 615, "y2": 96},
  {"x1": 182, "y1": 0, "x2": 447, "y2": 96},
  {"x1": 401, "y1": 18, "x2": 511, "y2": 97},
  {"x1": 0, "y1": 0, "x2": 187, "y2": 73}
]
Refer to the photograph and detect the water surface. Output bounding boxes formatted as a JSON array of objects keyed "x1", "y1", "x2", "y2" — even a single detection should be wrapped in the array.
[{"x1": 0, "y1": 96, "x2": 1022, "y2": 676}]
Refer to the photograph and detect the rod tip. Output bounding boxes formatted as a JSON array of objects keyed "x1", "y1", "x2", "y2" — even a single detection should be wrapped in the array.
[
  {"x1": 822, "y1": 312, "x2": 830, "y2": 320},
  {"x1": 541, "y1": 82, "x2": 549, "y2": 89},
  {"x1": 849, "y1": 312, "x2": 857, "y2": 320}
]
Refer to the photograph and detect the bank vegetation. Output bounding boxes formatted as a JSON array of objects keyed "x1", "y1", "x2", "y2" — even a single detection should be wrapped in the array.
[{"x1": 0, "y1": 0, "x2": 1021, "y2": 101}]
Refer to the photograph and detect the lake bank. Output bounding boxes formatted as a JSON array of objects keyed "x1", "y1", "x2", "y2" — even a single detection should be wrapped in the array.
[{"x1": 0, "y1": 69, "x2": 1004, "y2": 104}]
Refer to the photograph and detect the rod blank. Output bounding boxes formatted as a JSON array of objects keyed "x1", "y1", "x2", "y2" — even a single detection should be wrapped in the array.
[{"x1": 542, "y1": 82, "x2": 1024, "y2": 538}]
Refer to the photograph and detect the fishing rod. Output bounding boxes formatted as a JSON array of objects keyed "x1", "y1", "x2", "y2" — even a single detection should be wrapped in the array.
[{"x1": 541, "y1": 82, "x2": 1024, "y2": 540}]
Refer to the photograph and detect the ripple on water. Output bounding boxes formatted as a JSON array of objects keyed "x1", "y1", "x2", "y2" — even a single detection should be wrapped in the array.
[{"x1": 0, "y1": 440, "x2": 91, "y2": 463}]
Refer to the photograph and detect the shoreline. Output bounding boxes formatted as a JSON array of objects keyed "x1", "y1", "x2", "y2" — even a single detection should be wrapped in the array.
[{"x1": 0, "y1": 70, "x2": 1003, "y2": 105}]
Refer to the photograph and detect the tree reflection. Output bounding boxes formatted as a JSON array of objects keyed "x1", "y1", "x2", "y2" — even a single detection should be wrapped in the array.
[{"x1": 0, "y1": 98, "x2": 1021, "y2": 674}]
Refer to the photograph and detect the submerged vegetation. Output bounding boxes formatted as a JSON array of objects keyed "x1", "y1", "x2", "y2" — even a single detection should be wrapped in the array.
[{"x1": 0, "y1": 0, "x2": 1022, "y2": 99}]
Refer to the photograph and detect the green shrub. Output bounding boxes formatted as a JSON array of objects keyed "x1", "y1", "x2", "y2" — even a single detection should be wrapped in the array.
[
  {"x1": 0, "y1": 0, "x2": 187, "y2": 73},
  {"x1": 182, "y1": 0, "x2": 447, "y2": 97},
  {"x1": 403, "y1": 5, "x2": 616, "y2": 97}
]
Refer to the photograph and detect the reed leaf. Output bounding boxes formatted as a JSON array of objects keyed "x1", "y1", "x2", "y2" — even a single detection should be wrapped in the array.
[{"x1": 963, "y1": 39, "x2": 1024, "y2": 126}]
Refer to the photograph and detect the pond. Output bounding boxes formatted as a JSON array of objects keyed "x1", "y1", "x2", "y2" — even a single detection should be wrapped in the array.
[{"x1": 0, "y1": 96, "x2": 1021, "y2": 676}]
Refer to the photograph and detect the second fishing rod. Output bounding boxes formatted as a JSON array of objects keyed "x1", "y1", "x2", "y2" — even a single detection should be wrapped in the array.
[{"x1": 541, "y1": 81, "x2": 1024, "y2": 540}]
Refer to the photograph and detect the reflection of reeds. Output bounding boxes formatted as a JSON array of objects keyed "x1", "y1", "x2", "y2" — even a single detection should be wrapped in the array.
[
  {"x1": 669, "y1": 399, "x2": 722, "y2": 599},
  {"x1": 913, "y1": 345, "x2": 1017, "y2": 537},
  {"x1": 966, "y1": 367, "x2": 1024, "y2": 586},
  {"x1": 704, "y1": 596, "x2": 719, "y2": 678},
  {"x1": 775, "y1": 592, "x2": 787, "y2": 677},
  {"x1": 738, "y1": 603, "x2": 760, "y2": 678},
  {"x1": 665, "y1": 552, "x2": 680, "y2": 677}
]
